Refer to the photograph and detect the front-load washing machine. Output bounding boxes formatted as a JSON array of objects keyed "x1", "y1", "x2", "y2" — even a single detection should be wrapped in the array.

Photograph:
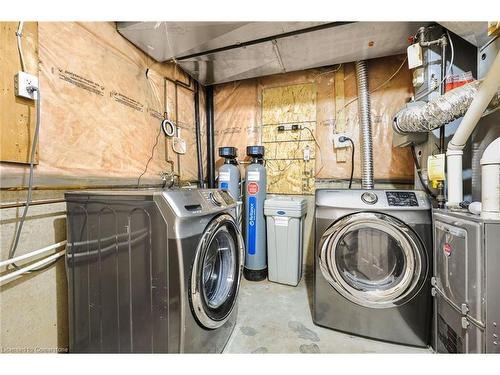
[
  {"x1": 314, "y1": 189, "x2": 432, "y2": 347},
  {"x1": 65, "y1": 188, "x2": 244, "y2": 353}
]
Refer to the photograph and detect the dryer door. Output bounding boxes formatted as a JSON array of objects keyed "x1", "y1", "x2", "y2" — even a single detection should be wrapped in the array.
[
  {"x1": 319, "y1": 212, "x2": 427, "y2": 309},
  {"x1": 190, "y1": 214, "x2": 244, "y2": 329}
]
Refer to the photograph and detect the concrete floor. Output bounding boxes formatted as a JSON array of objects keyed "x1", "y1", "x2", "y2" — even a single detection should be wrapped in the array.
[{"x1": 224, "y1": 273, "x2": 431, "y2": 353}]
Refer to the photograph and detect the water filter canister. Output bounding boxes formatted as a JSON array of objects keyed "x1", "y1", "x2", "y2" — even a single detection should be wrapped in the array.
[{"x1": 244, "y1": 145, "x2": 267, "y2": 281}]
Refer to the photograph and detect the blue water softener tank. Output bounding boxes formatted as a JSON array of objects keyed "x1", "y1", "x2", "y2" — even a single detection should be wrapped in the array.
[
  {"x1": 218, "y1": 147, "x2": 240, "y2": 200},
  {"x1": 244, "y1": 145, "x2": 267, "y2": 281}
]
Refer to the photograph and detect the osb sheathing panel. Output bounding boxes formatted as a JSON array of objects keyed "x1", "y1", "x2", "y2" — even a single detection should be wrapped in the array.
[
  {"x1": 262, "y1": 84, "x2": 317, "y2": 194},
  {"x1": 0, "y1": 22, "x2": 203, "y2": 186},
  {"x1": 0, "y1": 22, "x2": 39, "y2": 164},
  {"x1": 213, "y1": 55, "x2": 414, "y2": 181}
]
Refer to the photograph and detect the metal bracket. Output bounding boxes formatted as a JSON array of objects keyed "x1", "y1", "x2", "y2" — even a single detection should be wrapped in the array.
[
  {"x1": 431, "y1": 287, "x2": 437, "y2": 297},
  {"x1": 462, "y1": 317, "x2": 470, "y2": 330},
  {"x1": 461, "y1": 303, "x2": 469, "y2": 315}
]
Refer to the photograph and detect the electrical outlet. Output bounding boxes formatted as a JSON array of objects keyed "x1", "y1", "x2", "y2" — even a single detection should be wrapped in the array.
[
  {"x1": 14, "y1": 71, "x2": 38, "y2": 100},
  {"x1": 333, "y1": 133, "x2": 350, "y2": 149}
]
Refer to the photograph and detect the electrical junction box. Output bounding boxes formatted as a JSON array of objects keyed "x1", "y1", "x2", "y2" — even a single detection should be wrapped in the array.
[
  {"x1": 407, "y1": 43, "x2": 423, "y2": 69},
  {"x1": 14, "y1": 71, "x2": 38, "y2": 100},
  {"x1": 332, "y1": 133, "x2": 350, "y2": 149}
]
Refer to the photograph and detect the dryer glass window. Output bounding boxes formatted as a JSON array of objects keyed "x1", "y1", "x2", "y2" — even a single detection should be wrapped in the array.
[
  {"x1": 335, "y1": 227, "x2": 406, "y2": 292},
  {"x1": 202, "y1": 227, "x2": 237, "y2": 309}
]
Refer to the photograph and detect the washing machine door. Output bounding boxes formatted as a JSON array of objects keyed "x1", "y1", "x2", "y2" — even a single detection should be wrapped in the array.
[
  {"x1": 190, "y1": 214, "x2": 244, "y2": 329},
  {"x1": 319, "y1": 212, "x2": 427, "y2": 309}
]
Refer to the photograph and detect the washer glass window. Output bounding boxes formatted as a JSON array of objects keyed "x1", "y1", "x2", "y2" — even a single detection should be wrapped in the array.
[
  {"x1": 191, "y1": 215, "x2": 243, "y2": 329},
  {"x1": 202, "y1": 227, "x2": 236, "y2": 309}
]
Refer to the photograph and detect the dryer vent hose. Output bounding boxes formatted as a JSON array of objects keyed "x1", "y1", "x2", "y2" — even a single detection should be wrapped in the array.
[{"x1": 355, "y1": 60, "x2": 374, "y2": 190}]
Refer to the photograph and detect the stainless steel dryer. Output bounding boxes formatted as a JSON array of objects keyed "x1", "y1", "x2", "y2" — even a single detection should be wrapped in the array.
[
  {"x1": 65, "y1": 188, "x2": 244, "y2": 353},
  {"x1": 314, "y1": 189, "x2": 432, "y2": 347}
]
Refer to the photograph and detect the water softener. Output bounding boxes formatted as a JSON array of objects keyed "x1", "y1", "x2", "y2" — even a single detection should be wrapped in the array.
[
  {"x1": 244, "y1": 145, "x2": 267, "y2": 281},
  {"x1": 218, "y1": 147, "x2": 240, "y2": 200}
]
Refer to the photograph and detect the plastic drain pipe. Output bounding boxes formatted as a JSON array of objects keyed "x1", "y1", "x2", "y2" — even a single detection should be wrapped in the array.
[
  {"x1": 480, "y1": 137, "x2": 500, "y2": 219},
  {"x1": 446, "y1": 49, "x2": 500, "y2": 207}
]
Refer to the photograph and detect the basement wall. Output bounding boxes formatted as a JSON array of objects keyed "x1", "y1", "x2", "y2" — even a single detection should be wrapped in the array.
[
  {"x1": 0, "y1": 22, "x2": 204, "y2": 352},
  {"x1": 213, "y1": 55, "x2": 415, "y2": 268}
]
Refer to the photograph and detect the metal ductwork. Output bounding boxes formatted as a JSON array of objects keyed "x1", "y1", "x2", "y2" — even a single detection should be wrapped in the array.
[
  {"x1": 355, "y1": 60, "x2": 374, "y2": 190},
  {"x1": 393, "y1": 81, "x2": 500, "y2": 134},
  {"x1": 117, "y1": 22, "x2": 429, "y2": 85}
]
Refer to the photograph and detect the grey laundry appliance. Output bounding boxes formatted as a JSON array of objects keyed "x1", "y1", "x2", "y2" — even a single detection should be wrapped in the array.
[
  {"x1": 314, "y1": 189, "x2": 433, "y2": 347},
  {"x1": 432, "y1": 209, "x2": 500, "y2": 353},
  {"x1": 65, "y1": 188, "x2": 244, "y2": 353}
]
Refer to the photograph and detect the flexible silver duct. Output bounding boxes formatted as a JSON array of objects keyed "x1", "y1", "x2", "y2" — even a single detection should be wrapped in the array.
[
  {"x1": 394, "y1": 81, "x2": 500, "y2": 133},
  {"x1": 355, "y1": 60, "x2": 374, "y2": 189}
]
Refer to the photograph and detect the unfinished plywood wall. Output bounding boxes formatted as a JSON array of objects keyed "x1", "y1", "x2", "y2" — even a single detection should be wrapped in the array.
[
  {"x1": 0, "y1": 22, "x2": 39, "y2": 164},
  {"x1": 0, "y1": 22, "x2": 205, "y2": 187},
  {"x1": 262, "y1": 84, "x2": 317, "y2": 194},
  {"x1": 214, "y1": 55, "x2": 414, "y2": 187}
]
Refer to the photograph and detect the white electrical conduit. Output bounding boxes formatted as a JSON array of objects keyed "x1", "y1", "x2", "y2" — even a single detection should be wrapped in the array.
[
  {"x1": 16, "y1": 21, "x2": 26, "y2": 72},
  {"x1": 446, "y1": 49, "x2": 500, "y2": 207},
  {"x1": 0, "y1": 249, "x2": 66, "y2": 285},
  {"x1": 0, "y1": 240, "x2": 67, "y2": 268}
]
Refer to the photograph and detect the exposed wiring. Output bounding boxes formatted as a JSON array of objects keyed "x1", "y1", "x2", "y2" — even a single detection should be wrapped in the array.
[
  {"x1": 410, "y1": 145, "x2": 437, "y2": 199},
  {"x1": 136, "y1": 124, "x2": 163, "y2": 188},
  {"x1": 8, "y1": 88, "x2": 52, "y2": 271},
  {"x1": 335, "y1": 56, "x2": 408, "y2": 118},
  {"x1": 302, "y1": 126, "x2": 324, "y2": 177},
  {"x1": 16, "y1": 22, "x2": 26, "y2": 72},
  {"x1": 7, "y1": 25, "x2": 56, "y2": 272},
  {"x1": 314, "y1": 63, "x2": 342, "y2": 78},
  {"x1": 339, "y1": 136, "x2": 355, "y2": 189}
]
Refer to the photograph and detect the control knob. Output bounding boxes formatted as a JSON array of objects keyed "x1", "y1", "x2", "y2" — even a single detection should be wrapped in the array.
[{"x1": 361, "y1": 192, "x2": 378, "y2": 204}]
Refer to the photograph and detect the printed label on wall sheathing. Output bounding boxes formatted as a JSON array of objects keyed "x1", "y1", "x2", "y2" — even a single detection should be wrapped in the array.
[
  {"x1": 147, "y1": 108, "x2": 164, "y2": 120},
  {"x1": 54, "y1": 67, "x2": 105, "y2": 96},
  {"x1": 262, "y1": 83, "x2": 317, "y2": 195},
  {"x1": 110, "y1": 91, "x2": 144, "y2": 112}
]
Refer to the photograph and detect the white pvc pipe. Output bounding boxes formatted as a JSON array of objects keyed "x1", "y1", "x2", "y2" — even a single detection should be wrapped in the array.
[
  {"x1": 0, "y1": 240, "x2": 67, "y2": 268},
  {"x1": 446, "y1": 49, "x2": 500, "y2": 206},
  {"x1": 481, "y1": 137, "x2": 500, "y2": 219},
  {"x1": 0, "y1": 250, "x2": 66, "y2": 285}
]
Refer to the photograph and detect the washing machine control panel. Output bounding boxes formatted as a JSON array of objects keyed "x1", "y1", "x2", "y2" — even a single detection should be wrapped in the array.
[
  {"x1": 200, "y1": 190, "x2": 234, "y2": 208},
  {"x1": 386, "y1": 191, "x2": 419, "y2": 206}
]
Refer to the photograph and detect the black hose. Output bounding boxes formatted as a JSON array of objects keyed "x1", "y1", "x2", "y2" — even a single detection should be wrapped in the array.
[
  {"x1": 411, "y1": 145, "x2": 437, "y2": 199},
  {"x1": 339, "y1": 136, "x2": 355, "y2": 189}
]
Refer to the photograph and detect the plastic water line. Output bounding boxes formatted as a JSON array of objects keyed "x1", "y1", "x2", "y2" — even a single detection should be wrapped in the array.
[
  {"x1": 0, "y1": 240, "x2": 67, "y2": 269},
  {"x1": 446, "y1": 49, "x2": 500, "y2": 207},
  {"x1": 0, "y1": 249, "x2": 66, "y2": 285}
]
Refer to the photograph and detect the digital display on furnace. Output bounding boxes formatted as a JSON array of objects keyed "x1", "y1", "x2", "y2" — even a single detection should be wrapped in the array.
[{"x1": 386, "y1": 192, "x2": 419, "y2": 207}]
